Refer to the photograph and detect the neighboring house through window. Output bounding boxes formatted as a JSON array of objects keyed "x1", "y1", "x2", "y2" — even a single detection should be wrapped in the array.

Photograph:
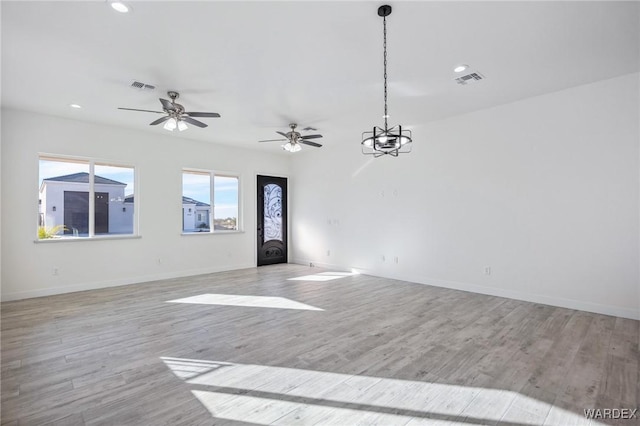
[
  {"x1": 39, "y1": 156, "x2": 135, "y2": 239},
  {"x1": 182, "y1": 195, "x2": 211, "y2": 232}
]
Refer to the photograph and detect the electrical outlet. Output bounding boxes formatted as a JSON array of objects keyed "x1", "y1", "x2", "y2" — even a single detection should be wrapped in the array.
[
  {"x1": 326, "y1": 250, "x2": 331, "y2": 257},
  {"x1": 157, "y1": 258, "x2": 162, "y2": 265},
  {"x1": 394, "y1": 256, "x2": 399, "y2": 264},
  {"x1": 484, "y1": 266, "x2": 492, "y2": 275},
  {"x1": 52, "y1": 267, "x2": 59, "y2": 276},
  {"x1": 381, "y1": 255, "x2": 386, "y2": 262}
]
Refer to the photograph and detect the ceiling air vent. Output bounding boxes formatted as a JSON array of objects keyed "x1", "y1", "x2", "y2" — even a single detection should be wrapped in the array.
[
  {"x1": 130, "y1": 80, "x2": 156, "y2": 91},
  {"x1": 454, "y1": 72, "x2": 484, "y2": 86}
]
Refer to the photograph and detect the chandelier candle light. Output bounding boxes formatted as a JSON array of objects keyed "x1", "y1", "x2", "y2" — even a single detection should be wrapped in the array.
[{"x1": 362, "y1": 5, "x2": 412, "y2": 157}]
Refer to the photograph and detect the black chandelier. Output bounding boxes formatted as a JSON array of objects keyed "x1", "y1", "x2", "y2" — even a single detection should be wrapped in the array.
[{"x1": 362, "y1": 5, "x2": 412, "y2": 157}]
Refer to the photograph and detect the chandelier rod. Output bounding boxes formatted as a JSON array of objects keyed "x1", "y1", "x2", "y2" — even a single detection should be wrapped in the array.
[{"x1": 383, "y1": 12, "x2": 388, "y2": 131}]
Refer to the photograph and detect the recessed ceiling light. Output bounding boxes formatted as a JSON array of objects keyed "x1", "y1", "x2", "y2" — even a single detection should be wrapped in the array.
[
  {"x1": 110, "y1": 2, "x2": 129, "y2": 13},
  {"x1": 454, "y1": 64, "x2": 469, "y2": 73},
  {"x1": 70, "y1": 104, "x2": 82, "y2": 109}
]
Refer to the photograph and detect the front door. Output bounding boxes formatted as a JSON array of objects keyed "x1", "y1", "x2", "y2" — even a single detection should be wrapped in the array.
[{"x1": 257, "y1": 175, "x2": 287, "y2": 266}]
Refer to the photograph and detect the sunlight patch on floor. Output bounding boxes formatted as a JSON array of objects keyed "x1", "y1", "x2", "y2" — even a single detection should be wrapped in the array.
[
  {"x1": 165, "y1": 294, "x2": 323, "y2": 311},
  {"x1": 191, "y1": 389, "x2": 447, "y2": 425},
  {"x1": 161, "y1": 357, "x2": 232, "y2": 380},
  {"x1": 162, "y1": 357, "x2": 602, "y2": 425},
  {"x1": 288, "y1": 271, "x2": 359, "y2": 282}
]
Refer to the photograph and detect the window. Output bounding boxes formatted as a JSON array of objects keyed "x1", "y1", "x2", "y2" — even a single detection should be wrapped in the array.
[
  {"x1": 182, "y1": 170, "x2": 239, "y2": 233},
  {"x1": 182, "y1": 171, "x2": 211, "y2": 233},
  {"x1": 214, "y1": 175, "x2": 239, "y2": 231},
  {"x1": 38, "y1": 155, "x2": 136, "y2": 239}
]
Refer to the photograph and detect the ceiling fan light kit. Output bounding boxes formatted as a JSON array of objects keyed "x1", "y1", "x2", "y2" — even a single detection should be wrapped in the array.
[
  {"x1": 163, "y1": 118, "x2": 177, "y2": 131},
  {"x1": 282, "y1": 142, "x2": 302, "y2": 152},
  {"x1": 362, "y1": 5, "x2": 412, "y2": 158},
  {"x1": 162, "y1": 117, "x2": 187, "y2": 132}
]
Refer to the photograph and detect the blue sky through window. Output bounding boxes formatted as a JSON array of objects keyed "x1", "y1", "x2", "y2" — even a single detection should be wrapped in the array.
[
  {"x1": 182, "y1": 173, "x2": 211, "y2": 205},
  {"x1": 214, "y1": 176, "x2": 239, "y2": 220}
]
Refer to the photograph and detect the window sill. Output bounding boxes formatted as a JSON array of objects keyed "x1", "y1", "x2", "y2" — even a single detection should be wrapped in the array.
[
  {"x1": 34, "y1": 235, "x2": 142, "y2": 243},
  {"x1": 181, "y1": 230, "x2": 244, "y2": 236}
]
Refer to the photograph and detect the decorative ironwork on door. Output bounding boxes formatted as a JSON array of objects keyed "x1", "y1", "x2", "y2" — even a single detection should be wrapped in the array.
[
  {"x1": 257, "y1": 176, "x2": 287, "y2": 266},
  {"x1": 264, "y1": 184, "x2": 282, "y2": 243}
]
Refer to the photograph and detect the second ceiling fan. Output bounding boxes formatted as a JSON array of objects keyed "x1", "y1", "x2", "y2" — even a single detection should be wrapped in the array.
[{"x1": 259, "y1": 123, "x2": 323, "y2": 152}]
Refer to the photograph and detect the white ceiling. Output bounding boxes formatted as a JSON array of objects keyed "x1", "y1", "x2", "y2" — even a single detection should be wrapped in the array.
[{"x1": 2, "y1": 1, "x2": 638, "y2": 153}]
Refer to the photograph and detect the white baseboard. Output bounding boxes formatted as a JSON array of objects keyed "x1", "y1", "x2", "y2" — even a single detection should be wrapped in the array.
[
  {"x1": 0, "y1": 263, "x2": 255, "y2": 302},
  {"x1": 292, "y1": 259, "x2": 349, "y2": 271},
  {"x1": 292, "y1": 258, "x2": 639, "y2": 320}
]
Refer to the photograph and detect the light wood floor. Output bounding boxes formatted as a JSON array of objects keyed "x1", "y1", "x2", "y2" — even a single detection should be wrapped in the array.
[{"x1": 1, "y1": 264, "x2": 638, "y2": 425}]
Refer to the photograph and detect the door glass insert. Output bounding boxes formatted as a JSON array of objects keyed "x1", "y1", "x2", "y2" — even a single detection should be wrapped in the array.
[{"x1": 264, "y1": 183, "x2": 282, "y2": 242}]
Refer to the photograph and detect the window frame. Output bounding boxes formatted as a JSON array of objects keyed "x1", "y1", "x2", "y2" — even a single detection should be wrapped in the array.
[
  {"x1": 181, "y1": 168, "x2": 242, "y2": 235},
  {"x1": 36, "y1": 153, "x2": 139, "y2": 242}
]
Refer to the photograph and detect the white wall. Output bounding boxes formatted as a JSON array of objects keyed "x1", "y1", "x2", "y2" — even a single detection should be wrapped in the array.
[
  {"x1": 1, "y1": 109, "x2": 290, "y2": 301},
  {"x1": 291, "y1": 73, "x2": 640, "y2": 320}
]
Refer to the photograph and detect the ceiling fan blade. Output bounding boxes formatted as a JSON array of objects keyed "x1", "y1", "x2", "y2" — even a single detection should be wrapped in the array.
[
  {"x1": 259, "y1": 139, "x2": 288, "y2": 143},
  {"x1": 149, "y1": 116, "x2": 170, "y2": 126},
  {"x1": 301, "y1": 134, "x2": 323, "y2": 139},
  {"x1": 181, "y1": 116, "x2": 208, "y2": 128},
  {"x1": 299, "y1": 140, "x2": 323, "y2": 148},
  {"x1": 160, "y1": 98, "x2": 176, "y2": 111},
  {"x1": 185, "y1": 112, "x2": 221, "y2": 118},
  {"x1": 118, "y1": 107, "x2": 164, "y2": 114},
  {"x1": 276, "y1": 131, "x2": 289, "y2": 138}
]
